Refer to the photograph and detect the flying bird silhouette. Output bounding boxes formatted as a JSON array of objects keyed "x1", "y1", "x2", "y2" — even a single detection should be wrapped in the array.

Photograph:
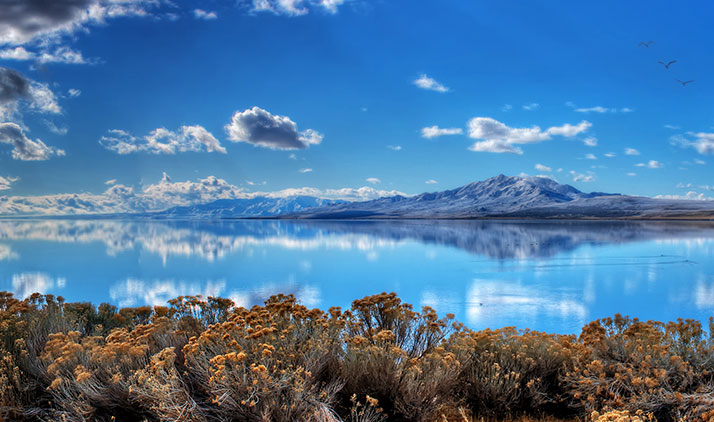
[
  {"x1": 676, "y1": 79, "x2": 695, "y2": 87},
  {"x1": 638, "y1": 40, "x2": 655, "y2": 48},
  {"x1": 658, "y1": 60, "x2": 677, "y2": 69}
]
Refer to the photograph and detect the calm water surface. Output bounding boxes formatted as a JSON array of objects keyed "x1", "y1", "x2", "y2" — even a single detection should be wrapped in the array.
[{"x1": 1, "y1": 219, "x2": 713, "y2": 334}]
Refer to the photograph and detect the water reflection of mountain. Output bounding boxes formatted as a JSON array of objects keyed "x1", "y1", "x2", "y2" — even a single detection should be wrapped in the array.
[{"x1": 1, "y1": 219, "x2": 714, "y2": 261}]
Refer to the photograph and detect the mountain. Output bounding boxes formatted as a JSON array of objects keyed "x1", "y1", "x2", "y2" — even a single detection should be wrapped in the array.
[
  {"x1": 152, "y1": 196, "x2": 345, "y2": 218},
  {"x1": 287, "y1": 175, "x2": 714, "y2": 219}
]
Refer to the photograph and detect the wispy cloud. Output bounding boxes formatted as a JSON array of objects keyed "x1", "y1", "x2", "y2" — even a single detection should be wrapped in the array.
[
  {"x1": 567, "y1": 102, "x2": 633, "y2": 114},
  {"x1": 0, "y1": 175, "x2": 18, "y2": 191},
  {"x1": 670, "y1": 132, "x2": 714, "y2": 155},
  {"x1": 636, "y1": 160, "x2": 664, "y2": 169},
  {"x1": 534, "y1": 163, "x2": 552, "y2": 172},
  {"x1": 625, "y1": 148, "x2": 640, "y2": 156},
  {"x1": 467, "y1": 117, "x2": 591, "y2": 154},
  {"x1": 421, "y1": 126, "x2": 463, "y2": 139},
  {"x1": 366, "y1": 177, "x2": 381, "y2": 184},
  {"x1": 425, "y1": 179, "x2": 438, "y2": 184},
  {"x1": 251, "y1": 0, "x2": 346, "y2": 16},
  {"x1": 299, "y1": 168, "x2": 313, "y2": 173},
  {"x1": 413, "y1": 74, "x2": 449, "y2": 93},
  {"x1": 569, "y1": 170, "x2": 595, "y2": 182},
  {"x1": 522, "y1": 103, "x2": 540, "y2": 111},
  {"x1": 387, "y1": 145, "x2": 402, "y2": 151},
  {"x1": 193, "y1": 9, "x2": 218, "y2": 19},
  {"x1": 583, "y1": 136, "x2": 597, "y2": 147}
]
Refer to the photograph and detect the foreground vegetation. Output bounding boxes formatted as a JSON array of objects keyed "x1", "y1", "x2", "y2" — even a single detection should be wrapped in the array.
[{"x1": 1, "y1": 292, "x2": 714, "y2": 421}]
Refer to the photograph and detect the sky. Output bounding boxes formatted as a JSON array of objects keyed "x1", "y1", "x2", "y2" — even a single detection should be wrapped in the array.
[{"x1": 1, "y1": 0, "x2": 714, "y2": 214}]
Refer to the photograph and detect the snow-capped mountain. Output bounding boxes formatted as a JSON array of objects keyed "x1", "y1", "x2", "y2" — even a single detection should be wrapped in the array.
[
  {"x1": 153, "y1": 196, "x2": 345, "y2": 218},
  {"x1": 288, "y1": 175, "x2": 714, "y2": 219}
]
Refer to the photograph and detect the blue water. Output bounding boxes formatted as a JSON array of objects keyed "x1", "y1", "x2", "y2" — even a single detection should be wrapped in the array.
[{"x1": 1, "y1": 219, "x2": 713, "y2": 334}]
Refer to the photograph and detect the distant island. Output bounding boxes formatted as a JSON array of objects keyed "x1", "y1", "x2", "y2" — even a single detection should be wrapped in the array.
[{"x1": 153, "y1": 175, "x2": 714, "y2": 220}]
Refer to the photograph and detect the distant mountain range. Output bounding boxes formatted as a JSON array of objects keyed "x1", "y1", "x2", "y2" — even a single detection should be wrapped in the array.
[{"x1": 146, "y1": 175, "x2": 714, "y2": 220}]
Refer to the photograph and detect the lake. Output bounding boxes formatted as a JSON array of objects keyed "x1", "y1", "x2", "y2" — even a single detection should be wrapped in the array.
[{"x1": 1, "y1": 219, "x2": 713, "y2": 334}]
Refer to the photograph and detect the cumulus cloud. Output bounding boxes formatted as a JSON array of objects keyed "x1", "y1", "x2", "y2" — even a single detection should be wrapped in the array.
[
  {"x1": 0, "y1": 67, "x2": 62, "y2": 119},
  {"x1": 366, "y1": 177, "x2": 380, "y2": 184},
  {"x1": 585, "y1": 153, "x2": 597, "y2": 160},
  {"x1": 225, "y1": 106, "x2": 322, "y2": 150},
  {"x1": 421, "y1": 125, "x2": 463, "y2": 139},
  {"x1": 569, "y1": 170, "x2": 595, "y2": 182},
  {"x1": 534, "y1": 163, "x2": 551, "y2": 172},
  {"x1": 0, "y1": 0, "x2": 161, "y2": 46},
  {"x1": 604, "y1": 152, "x2": 616, "y2": 158},
  {"x1": 0, "y1": 122, "x2": 65, "y2": 160},
  {"x1": 250, "y1": 0, "x2": 346, "y2": 16},
  {"x1": 625, "y1": 148, "x2": 640, "y2": 155},
  {"x1": 635, "y1": 160, "x2": 663, "y2": 169},
  {"x1": 100, "y1": 125, "x2": 225, "y2": 155},
  {"x1": 413, "y1": 74, "x2": 449, "y2": 92},
  {"x1": 0, "y1": 175, "x2": 18, "y2": 191},
  {"x1": 466, "y1": 117, "x2": 591, "y2": 154}
]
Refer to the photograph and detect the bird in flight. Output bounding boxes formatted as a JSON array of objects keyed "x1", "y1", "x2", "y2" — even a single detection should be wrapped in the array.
[
  {"x1": 658, "y1": 60, "x2": 677, "y2": 69},
  {"x1": 638, "y1": 40, "x2": 655, "y2": 48},
  {"x1": 676, "y1": 79, "x2": 695, "y2": 87}
]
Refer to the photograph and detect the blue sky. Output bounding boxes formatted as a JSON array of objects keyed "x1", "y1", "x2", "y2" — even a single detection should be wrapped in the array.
[{"x1": 1, "y1": 0, "x2": 714, "y2": 213}]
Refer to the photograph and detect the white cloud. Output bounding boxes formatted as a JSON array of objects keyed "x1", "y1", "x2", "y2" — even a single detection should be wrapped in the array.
[
  {"x1": 695, "y1": 159, "x2": 707, "y2": 165},
  {"x1": 466, "y1": 117, "x2": 591, "y2": 154},
  {"x1": 0, "y1": 122, "x2": 65, "y2": 160},
  {"x1": 425, "y1": 179, "x2": 438, "y2": 184},
  {"x1": 0, "y1": 46, "x2": 89, "y2": 64},
  {"x1": 501, "y1": 104, "x2": 512, "y2": 112},
  {"x1": 635, "y1": 160, "x2": 663, "y2": 169},
  {"x1": 68, "y1": 88, "x2": 81, "y2": 98},
  {"x1": 522, "y1": 103, "x2": 539, "y2": 111},
  {"x1": 105, "y1": 179, "x2": 117, "y2": 185},
  {"x1": 44, "y1": 119, "x2": 68, "y2": 135},
  {"x1": 569, "y1": 170, "x2": 595, "y2": 182},
  {"x1": 413, "y1": 74, "x2": 449, "y2": 93},
  {"x1": 111, "y1": 278, "x2": 226, "y2": 307},
  {"x1": 625, "y1": 147, "x2": 640, "y2": 156},
  {"x1": 567, "y1": 103, "x2": 633, "y2": 114},
  {"x1": 12, "y1": 272, "x2": 65, "y2": 299},
  {"x1": 664, "y1": 124, "x2": 680, "y2": 130},
  {"x1": 583, "y1": 136, "x2": 598, "y2": 147},
  {"x1": 100, "y1": 125, "x2": 225, "y2": 155},
  {"x1": 298, "y1": 168, "x2": 312, "y2": 173},
  {"x1": 627, "y1": 172, "x2": 637, "y2": 177},
  {"x1": 250, "y1": 0, "x2": 345, "y2": 15},
  {"x1": 534, "y1": 163, "x2": 551, "y2": 172},
  {"x1": 387, "y1": 145, "x2": 402, "y2": 151},
  {"x1": 193, "y1": 9, "x2": 217, "y2": 19},
  {"x1": 421, "y1": 125, "x2": 463, "y2": 139},
  {"x1": 366, "y1": 177, "x2": 380, "y2": 184},
  {"x1": 655, "y1": 192, "x2": 714, "y2": 201},
  {"x1": 604, "y1": 152, "x2": 616, "y2": 158},
  {"x1": 672, "y1": 132, "x2": 714, "y2": 155},
  {"x1": 585, "y1": 153, "x2": 597, "y2": 160},
  {"x1": 225, "y1": 106, "x2": 322, "y2": 150},
  {"x1": 0, "y1": 175, "x2": 18, "y2": 191}
]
